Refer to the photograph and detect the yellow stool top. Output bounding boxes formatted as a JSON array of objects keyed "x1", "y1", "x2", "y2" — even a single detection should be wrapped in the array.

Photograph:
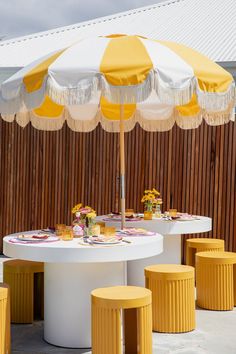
[
  {"x1": 91, "y1": 286, "x2": 151, "y2": 309},
  {"x1": 0, "y1": 283, "x2": 9, "y2": 301},
  {"x1": 145, "y1": 264, "x2": 194, "y2": 280},
  {"x1": 186, "y1": 238, "x2": 224, "y2": 248},
  {"x1": 196, "y1": 251, "x2": 236, "y2": 264},
  {"x1": 4, "y1": 259, "x2": 44, "y2": 273}
]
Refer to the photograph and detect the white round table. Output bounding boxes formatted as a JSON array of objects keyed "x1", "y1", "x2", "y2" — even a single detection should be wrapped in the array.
[
  {"x1": 3, "y1": 231, "x2": 163, "y2": 349},
  {"x1": 96, "y1": 215, "x2": 212, "y2": 286}
]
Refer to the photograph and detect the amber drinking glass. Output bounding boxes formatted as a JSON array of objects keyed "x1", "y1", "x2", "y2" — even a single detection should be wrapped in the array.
[
  {"x1": 55, "y1": 224, "x2": 66, "y2": 238},
  {"x1": 103, "y1": 226, "x2": 116, "y2": 237},
  {"x1": 169, "y1": 209, "x2": 177, "y2": 217},
  {"x1": 61, "y1": 226, "x2": 74, "y2": 241},
  {"x1": 125, "y1": 209, "x2": 134, "y2": 216},
  {"x1": 96, "y1": 221, "x2": 105, "y2": 234}
]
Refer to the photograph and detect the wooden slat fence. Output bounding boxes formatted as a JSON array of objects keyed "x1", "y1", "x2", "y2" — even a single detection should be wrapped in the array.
[{"x1": 0, "y1": 118, "x2": 235, "y2": 258}]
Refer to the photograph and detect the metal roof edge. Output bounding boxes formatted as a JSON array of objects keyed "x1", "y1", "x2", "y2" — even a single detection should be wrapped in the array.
[
  {"x1": 218, "y1": 62, "x2": 236, "y2": 79},
  {"x1": 0, "y1": 0, "x2": 185, "y2": 47}
]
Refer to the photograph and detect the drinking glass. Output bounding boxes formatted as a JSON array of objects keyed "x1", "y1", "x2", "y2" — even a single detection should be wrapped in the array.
[
  {"x1": 90, "y1": 224, "x2": 101, "y2": 236},
  {"x1": 55, "y1": 224, "x2": 66, "y2": 238},
  {"x1": 61, "y1": 226, "x2": 74, "y2": 241},
  {"x1": 96, "y1": 221, "x2": 105, "y2": 234},
  {"x1": 103, "y1": 226, "x2": 116, "y2": 237},
  {"x1": 169, "y1": 209, "x2": 177, "y2": 217},
  {"x1": 125, "y1": 209, "x2": 134, "y2": 216}
]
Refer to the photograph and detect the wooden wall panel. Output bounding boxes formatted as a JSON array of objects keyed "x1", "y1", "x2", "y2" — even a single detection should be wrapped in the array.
[{"x1": 0, "y1": 118, "x2": 235, "y2": 257}]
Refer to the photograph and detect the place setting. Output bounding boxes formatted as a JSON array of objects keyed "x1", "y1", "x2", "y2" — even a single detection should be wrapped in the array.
[
  {"x1": 8, "y1": 233, "x2": 59, "y2": 244},
  {"x1": 102, "y1": 210, "x2": 142, "y2": 222}
]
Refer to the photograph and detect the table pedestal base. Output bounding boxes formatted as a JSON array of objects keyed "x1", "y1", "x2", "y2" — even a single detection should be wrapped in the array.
[
  {"x1": 44, "y1": 262, "x2": 126, "y2": 348},
  {"x1": 127, "y1": 234, "x2": 181, "y2": 287}
]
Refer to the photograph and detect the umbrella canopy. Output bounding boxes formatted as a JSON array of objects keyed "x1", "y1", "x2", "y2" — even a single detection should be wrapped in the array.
[{"x1": 0, "y1": 34, "x2": 235, "y2": 227}]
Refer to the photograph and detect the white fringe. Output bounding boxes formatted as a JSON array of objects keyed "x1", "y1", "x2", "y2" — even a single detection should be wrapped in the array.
[
  {"x1": 6, "y1": 105, "x2": 235, "y2": 132},
  {"x1": 137, "y1": 112, "x2": 175, "y2": 132},
  {"x1": 155, "y1": 74, "x2": 196, "y2": 106},
  {"x1": 30, "y1": 113, "x2": 65, "y2": 131},
  {"x1": 66, "y1": 111, "x2": 99, "y2": 132},
  {"x1": 100, "y1": 72, "x2": 154, "y2": 104},
  {"x1": 1, "y1": 114, "x2": 15, "y2": 123},
  {"x1": 100, "y1": 115, "x2": 136, "y2": 132},
  {"x1": 47, "y1": 75, "x2": 100, "y2": 106},
  {"x1": 196, "y1": 82, "x2": 236, "y2": 112},
  {"x1": 16, "y1": 112, "x2": 30, "y2": 127},
  {"x1": 1, "y1": 69, "x2": 235, "y2": 120},
  {"x1": 176, "y1": 113, "x2": 203, "y2": 130},
  {"x1": 204, "y1": 110, "x2": 233, "y2": 126}
]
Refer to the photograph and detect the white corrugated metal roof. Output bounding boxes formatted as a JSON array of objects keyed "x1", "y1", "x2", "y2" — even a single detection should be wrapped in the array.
[{"x1": 0, "y1": 0, "x2": 235, "y2": 69}]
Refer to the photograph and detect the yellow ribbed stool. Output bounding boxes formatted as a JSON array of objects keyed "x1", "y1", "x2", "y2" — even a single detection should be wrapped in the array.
[
  {"x1": 145, "y1": 264, "x2": 195, "y2": 333},
  {"x1": 186, "y1": 238, "x2": 224, "y2": 267},
  {"x1": 3, "y1": 260, "x2": 44, "y2": 323},
  {"x1": 0, "y1": 284, "x2": 10, "y2": 354},
  {"x1": 196, "y1": 251, "x2": 236, "y2": 310},
  {"x1": 91, "y1": 286, "x2": 152, "y2": 354}
]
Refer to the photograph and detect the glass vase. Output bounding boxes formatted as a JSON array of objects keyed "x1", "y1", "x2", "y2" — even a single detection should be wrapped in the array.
[
  {"x1": 72, "y1": 218, "x2": 84, "y2": 237},
  {"x1": 155, "y1": 204, "x2": 162, "y2": 218}
]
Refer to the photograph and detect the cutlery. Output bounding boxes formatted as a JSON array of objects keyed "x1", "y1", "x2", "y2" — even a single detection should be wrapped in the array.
[{"x1": 121, "y1": 239, "x2": 132, "y2": 244}]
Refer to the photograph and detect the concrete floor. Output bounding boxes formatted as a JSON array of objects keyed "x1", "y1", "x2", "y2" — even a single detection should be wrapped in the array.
[{"x1": 1, "y1": 257, "x2": 236, "y2": 354}]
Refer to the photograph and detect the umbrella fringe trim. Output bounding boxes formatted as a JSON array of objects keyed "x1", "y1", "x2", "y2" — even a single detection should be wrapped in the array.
[
  {"x1": 1, "y1": 73, "x2": 235, "y2": 116},
  {"x1": 196, "y1": 82, "x2": 236, "y2": 112},
  {"x1": 47, "y1": 75, "x2": 100, "y2": 106},
  {"x1": 0, "y1": 105, "x2": 234, "y2": 132}
]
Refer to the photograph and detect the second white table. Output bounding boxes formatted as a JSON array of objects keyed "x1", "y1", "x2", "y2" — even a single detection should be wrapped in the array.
[{"x1": 96, "y1": 215, "x2": 212, "y2": 286}]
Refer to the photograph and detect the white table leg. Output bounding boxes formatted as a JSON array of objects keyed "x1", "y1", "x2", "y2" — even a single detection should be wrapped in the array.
[
  {"x1": 127, "y1": 234, "x2": 181, "y2": 287},
  {"x1": 44, "y1": 262, "x2": 126, "y2": 348}
]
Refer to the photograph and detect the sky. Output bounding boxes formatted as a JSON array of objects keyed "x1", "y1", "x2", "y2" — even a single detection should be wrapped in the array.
[{"x1": 0, "y1": 0, "x2": 164, "y2": 40}]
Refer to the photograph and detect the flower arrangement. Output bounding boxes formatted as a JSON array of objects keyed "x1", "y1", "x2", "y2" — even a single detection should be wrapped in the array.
[
  {"x1": 141, "y1": 188, "x2": 161, "y2": 211},
  {"x1": 72, "y1": 203, "x2": 96, "y2": 229}
]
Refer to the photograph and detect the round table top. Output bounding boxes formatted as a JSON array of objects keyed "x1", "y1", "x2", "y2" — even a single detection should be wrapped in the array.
[
  {"x1": 96, "y1": 215, "x2": 212, "y2": 235},
  {"x1": 196, "y1": 251, "x2": 236, "y2": 264},
  {"x1": 3, "y1": 231, "x2": 163, "y2": 264},
  {"x1": 144, "y1": 264, "x2": 194, "y2": 280}
]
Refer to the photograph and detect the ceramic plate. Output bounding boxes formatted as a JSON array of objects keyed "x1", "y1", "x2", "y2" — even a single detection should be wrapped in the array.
[{"x1": 16, "y1": 234, "x2": 57, "y2": 242}]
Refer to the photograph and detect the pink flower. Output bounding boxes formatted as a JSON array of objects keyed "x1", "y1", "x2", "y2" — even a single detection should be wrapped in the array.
[{"x1": 80, "y1": 207, "x2": 92, "y2": 214}]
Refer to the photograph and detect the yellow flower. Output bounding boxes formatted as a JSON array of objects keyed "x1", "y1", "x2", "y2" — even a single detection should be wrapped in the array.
[
  {"x1": 87, "y1": 212, "x2": 96, "y2": 219},
  {"x1": 71, "y1": 203, "x2": 83, "y2": 214},
  {"x1": 152, "y1": 188, "x2": 160, "y2": 196},
  {"x1": 144, "y1": 189, "x2": 152, "y2": 194}
]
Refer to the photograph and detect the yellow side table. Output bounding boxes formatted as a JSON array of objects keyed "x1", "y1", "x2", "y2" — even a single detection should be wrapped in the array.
[
  {"x1": 91, "y1": 286, "x2": 152, "y2": 354},
  {"x1": 3, "y1": 259, "x2": 44, "y2": 323},
  {"x1": 186, "y1": 238, "x2": 225, "y2": 267},
  {"x1": 145, "y1": 264, "x2": 195, "y2": 333},
  {"x1": 196, "y1": 251, "x2": 236, "y2": 310},
  {"x1": 0, "y1": 284, "x2": 10, "y2": 354}
]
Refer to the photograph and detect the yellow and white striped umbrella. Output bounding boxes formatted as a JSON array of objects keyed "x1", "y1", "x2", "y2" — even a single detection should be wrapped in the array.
[
  {"x1": 0, "y1": 34, "x2": 235, "y2": 228},
  {"x1": 0, "y1": 34, "x2": 235, "y2": 132}
]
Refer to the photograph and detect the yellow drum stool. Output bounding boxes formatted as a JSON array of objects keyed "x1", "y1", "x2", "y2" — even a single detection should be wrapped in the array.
[
  {"x1": 91, "y1": 286, "x2": 152, "y2": 354},
  {"x1": 196, "y1": 251, "x2": 236, "y2": 310},
  {"x1": 186, "y1": 238, "x2": 224, "y2": 267},
  {"x1": 3, "y1": 259, "x2": 44, "y2": 323},
  {"x1": 145, "y1": 264, "x2": 195, "y2": 333},
  {"x1": 0, "y1": 284, "x2": 10, "y2": 354}
]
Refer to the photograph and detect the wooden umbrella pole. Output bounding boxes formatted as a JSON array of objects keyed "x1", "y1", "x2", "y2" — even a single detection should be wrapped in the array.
[{"x1": 119, "y1": 99, "x2": 125, "y2": 230}]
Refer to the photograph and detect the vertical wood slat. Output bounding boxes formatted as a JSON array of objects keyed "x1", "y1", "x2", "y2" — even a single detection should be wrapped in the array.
[{"x1": 0, "y1": 119, "x2": 235, "y2": 258}]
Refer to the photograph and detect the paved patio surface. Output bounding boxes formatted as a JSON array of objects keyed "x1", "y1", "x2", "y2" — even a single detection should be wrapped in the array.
[{"x1": 1, "y1": 257, "x2": 236, "y2": 354}]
